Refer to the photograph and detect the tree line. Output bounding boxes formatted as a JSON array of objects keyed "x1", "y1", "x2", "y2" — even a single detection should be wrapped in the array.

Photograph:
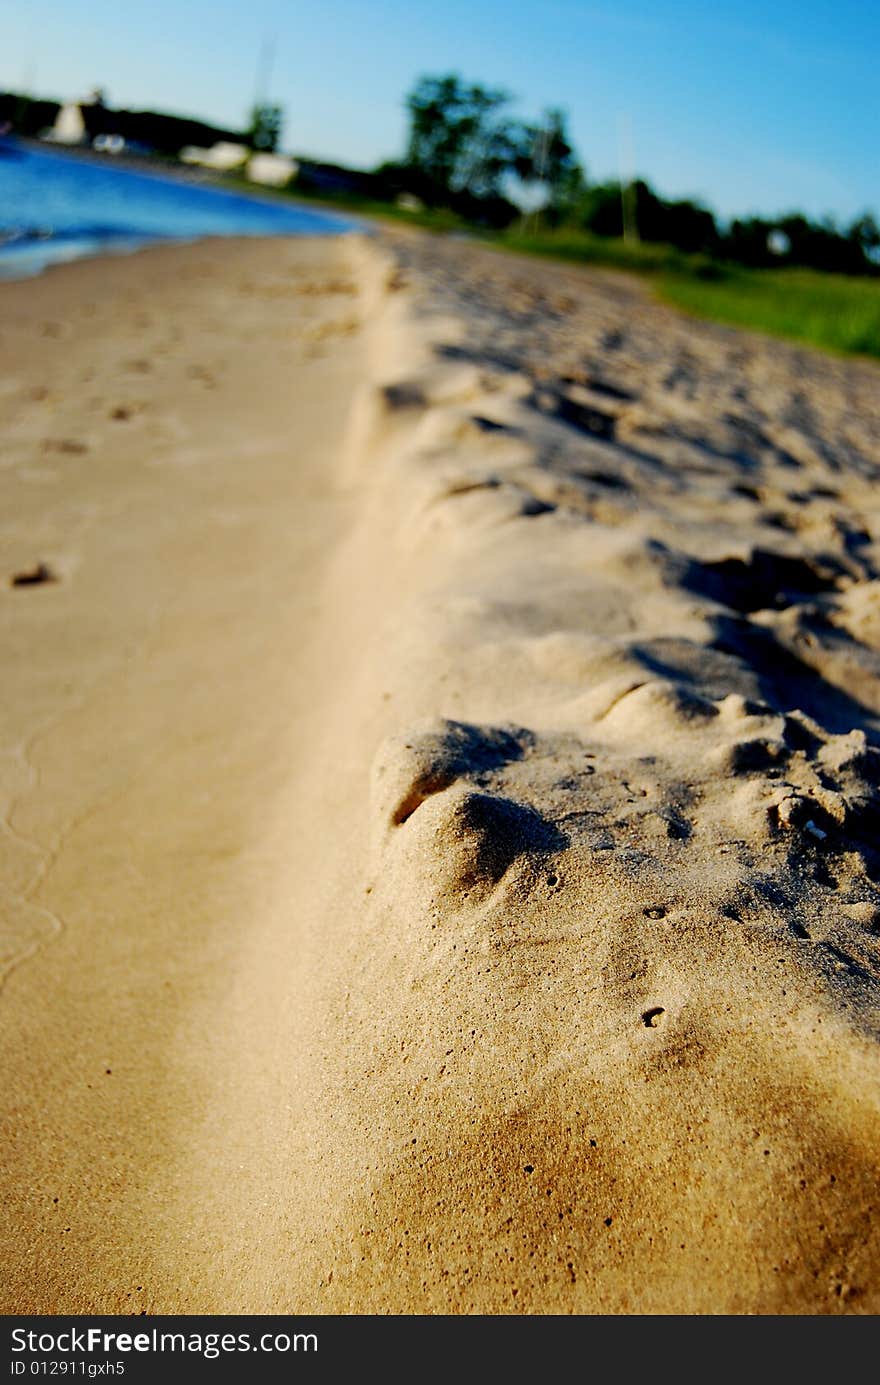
[{"x1": 373, "y1": 74, "x2": 879, "y2": 276}]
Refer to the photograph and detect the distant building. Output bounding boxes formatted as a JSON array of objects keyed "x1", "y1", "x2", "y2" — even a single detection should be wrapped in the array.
[
  {"x1": 246, "y1": 153, "x2": 297, "y2": 187},
  {"x1": 47, "y1": 89, "x2": 113, "y2": 145},
  {"x1": 180, "y1": 141, "x2": 250, "y2": 172},
  {"x1": 50, "y1": 100, "x2": 88, "y2": 145}
]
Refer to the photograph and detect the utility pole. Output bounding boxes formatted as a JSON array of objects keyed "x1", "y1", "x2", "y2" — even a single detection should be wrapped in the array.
[
  {"x1": 617, "y1": 112, "x2": 639, "y2": 245},
  {"x1": 529, "y1": 122, "x2": 551, "y2": 235}
]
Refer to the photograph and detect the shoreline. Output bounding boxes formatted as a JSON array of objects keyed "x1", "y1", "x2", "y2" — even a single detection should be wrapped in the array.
[
  {"x1": 1, "y1": 231, "x2": 879, "y2": 1313},
  {"x1": 0, "y1": 233, "x2": 381, "y2": 1310},
  {"x1": 0, "y1": 139, "x2": 362, "y2": 283}
]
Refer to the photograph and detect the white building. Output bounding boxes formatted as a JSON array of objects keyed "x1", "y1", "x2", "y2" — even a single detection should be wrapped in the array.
[
  {"x1": 50, "y1": 101, "x2": 87, "y2": 145},
  {"x1": 179, "y1": 142, "x2": 250, "y2": 171},
  {"x1": 246, "y1": 153, "x2": 298, "y2": 187}
]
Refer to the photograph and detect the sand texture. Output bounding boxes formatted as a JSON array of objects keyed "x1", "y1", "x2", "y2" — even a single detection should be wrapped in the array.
[{"x1": 1, "y1": 230, "x2": 879, "y2": 1314}]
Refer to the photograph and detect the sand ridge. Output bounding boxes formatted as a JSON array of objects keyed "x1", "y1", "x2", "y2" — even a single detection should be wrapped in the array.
[{"x1": 285, "y1": 233, "x2": 880, "y2": 1313}]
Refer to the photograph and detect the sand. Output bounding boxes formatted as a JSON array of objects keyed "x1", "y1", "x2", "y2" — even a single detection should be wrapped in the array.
[{"x1": 1, "y1": 228, "x2": 878, "y2": 1315}]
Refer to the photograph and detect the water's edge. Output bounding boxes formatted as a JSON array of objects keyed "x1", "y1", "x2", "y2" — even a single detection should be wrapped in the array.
[{"x1": 0, "y1": 138, "x2": 360, "y2": 281}]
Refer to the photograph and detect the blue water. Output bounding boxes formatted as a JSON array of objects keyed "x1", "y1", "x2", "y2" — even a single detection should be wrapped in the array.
[{"x1": 0, "y1": 141, "x2": 356, "y2": 278}]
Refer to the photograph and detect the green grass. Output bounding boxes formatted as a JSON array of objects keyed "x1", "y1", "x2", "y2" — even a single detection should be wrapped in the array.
[
  {"x1": 656, "y1": 265, "x2": 880, "y2": 359},
  {"x1": 497, "y1": 225, "x2": 703, "y2": 276}
]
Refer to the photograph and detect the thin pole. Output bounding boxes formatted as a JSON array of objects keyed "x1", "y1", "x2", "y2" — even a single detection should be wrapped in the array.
[
  {"x1": 529, "y1": 123, "x2": 550, "y2": 235},
  {"x1": 617, "y1": 112, "x2": 639, "y2": 244}
]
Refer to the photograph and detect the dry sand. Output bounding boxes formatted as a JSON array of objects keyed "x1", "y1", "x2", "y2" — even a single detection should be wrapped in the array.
[{"x1": 1, "y1": 228, "x2": 879, "y2": 1315}]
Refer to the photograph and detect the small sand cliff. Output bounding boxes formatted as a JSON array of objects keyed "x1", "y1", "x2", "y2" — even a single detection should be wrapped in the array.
[
  {"x1": 0, "y1": 232, "x2": 878, "y2": 1314},
  {"x1": 290, "y1": 234, "x2": 880, "y2": 1314}
]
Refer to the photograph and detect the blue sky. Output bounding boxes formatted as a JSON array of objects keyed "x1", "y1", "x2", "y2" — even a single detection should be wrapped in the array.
[{"x1": 3, "y1": 0, "x2": 877, "y2": 225}]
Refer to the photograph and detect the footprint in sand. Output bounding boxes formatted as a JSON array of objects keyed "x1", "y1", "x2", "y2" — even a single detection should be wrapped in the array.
[
  {"x1": 10, "y1": 562, "x2": 58, "y2": 588},
  {"x1": 371, "y1": 718, "x2": 566, "y2": 899},
  {"x1": 684, "y1": 547, "x2": 844, "y2": 614},
  {"x1": 41, "y1": 438, "x2": 89, "y2": 456}
]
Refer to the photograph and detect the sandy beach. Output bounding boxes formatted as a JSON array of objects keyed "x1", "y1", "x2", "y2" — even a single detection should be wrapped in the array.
[{"x1": 1, "y1": 228, "x2": 879, "y2": 1314}]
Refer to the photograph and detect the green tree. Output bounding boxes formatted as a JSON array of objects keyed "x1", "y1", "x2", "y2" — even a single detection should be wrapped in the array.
[
  {"x1": 849, "y1": 213, "x2": 880, "y2": 260},
  {"x1": 248, "y1": 102, "x2": 284, "y2": 152},
  {"x1": 404, "y1": 74, "x2": 518, "y2": 199}
]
